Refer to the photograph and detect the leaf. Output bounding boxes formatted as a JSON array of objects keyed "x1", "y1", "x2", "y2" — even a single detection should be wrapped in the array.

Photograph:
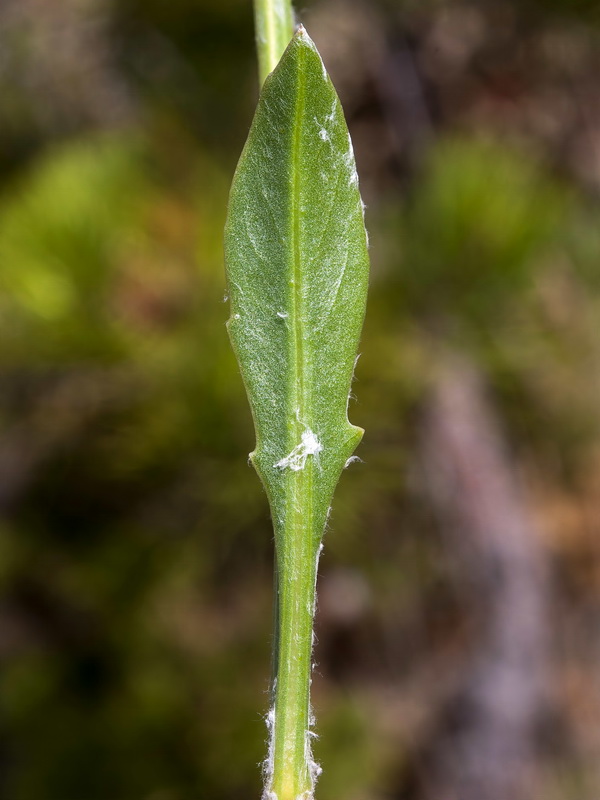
[
  {"x1": 224, "y1": 26, "x2": 368, "y2": 542},
  {"x1": 224, "y1": 26, "x2": 368, "y2": 800}
]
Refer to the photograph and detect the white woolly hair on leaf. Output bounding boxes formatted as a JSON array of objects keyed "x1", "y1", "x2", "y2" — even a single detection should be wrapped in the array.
[
  {"x1": 344, "y1": 455, "x2": 363, "y2": 469},
  {"x1": 274, "y1": 429, "x2": 322, "y2": 471},
  {"x1": 345, "y1": 353, "x2": 362, "y2": 415},
  {"x1": 262, "y1": 705, "x2": 276, "y2": 800}
]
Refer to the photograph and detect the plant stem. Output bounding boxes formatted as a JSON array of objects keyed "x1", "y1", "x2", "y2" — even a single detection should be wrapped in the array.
[
  {"x1": 253, "y1": 0, "x2": 295, "y2": 86},
  {"x1": 270, "y1": 466, "x2": 320, "y2": 800}
]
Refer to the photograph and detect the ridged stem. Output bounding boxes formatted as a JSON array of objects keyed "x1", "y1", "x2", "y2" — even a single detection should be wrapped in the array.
[
  {"x1": 270, "y1": 470, "x2": 319, "y2": 800},
  {"x1": 253, "y1": 0, "x2": 295, "y2": 85}
]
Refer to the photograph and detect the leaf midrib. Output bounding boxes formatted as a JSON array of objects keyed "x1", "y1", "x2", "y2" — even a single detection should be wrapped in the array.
[
  {"x1": 291, "y1": 40, "x2": 307, "y2": 441},
  {"x1": 273, "y1": 38, "x2": 315, "y2": 795}
]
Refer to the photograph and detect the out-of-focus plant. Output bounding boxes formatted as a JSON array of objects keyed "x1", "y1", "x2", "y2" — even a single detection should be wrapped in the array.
[
  {"x1": 0, "y1": 133, "x2": 268, "y2": 800},
  {"x1": 394, "y1": 138, "x2": 565, "y2": 330},
  {"x1": 224, "y1": 2, "x2": 369, "y2": 798}
]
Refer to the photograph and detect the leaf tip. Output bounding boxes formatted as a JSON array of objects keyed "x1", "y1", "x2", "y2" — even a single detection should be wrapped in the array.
[{"x1": 293, "y1": 24, "x2": 317, "y2": 53}]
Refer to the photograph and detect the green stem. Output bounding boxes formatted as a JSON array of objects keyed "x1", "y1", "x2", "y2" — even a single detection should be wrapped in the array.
[
  {"x1": 253, "y1": 0, "x2": 295, "y2": 86},
  {"x1": 271, "y1": 469, "x2": 319, "y2": 800}
]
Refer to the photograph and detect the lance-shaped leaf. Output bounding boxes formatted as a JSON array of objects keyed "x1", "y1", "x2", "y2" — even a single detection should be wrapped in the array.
[{"x1": 224, "y1": 26, "x2": 369, "y2": 800}]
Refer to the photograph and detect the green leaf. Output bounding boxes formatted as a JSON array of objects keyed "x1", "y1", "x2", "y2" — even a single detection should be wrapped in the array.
[
  {"x1": 225, "y1": 26, "x2": 369, "y2": 561},
  {"x1": 224, "y1": 27, "x2": 369, "y2": 800}
]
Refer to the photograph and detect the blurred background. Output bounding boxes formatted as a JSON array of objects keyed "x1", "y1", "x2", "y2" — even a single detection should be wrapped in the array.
[{"x1": 0, "y1": 0, "x2": 599, "y2": 798}]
